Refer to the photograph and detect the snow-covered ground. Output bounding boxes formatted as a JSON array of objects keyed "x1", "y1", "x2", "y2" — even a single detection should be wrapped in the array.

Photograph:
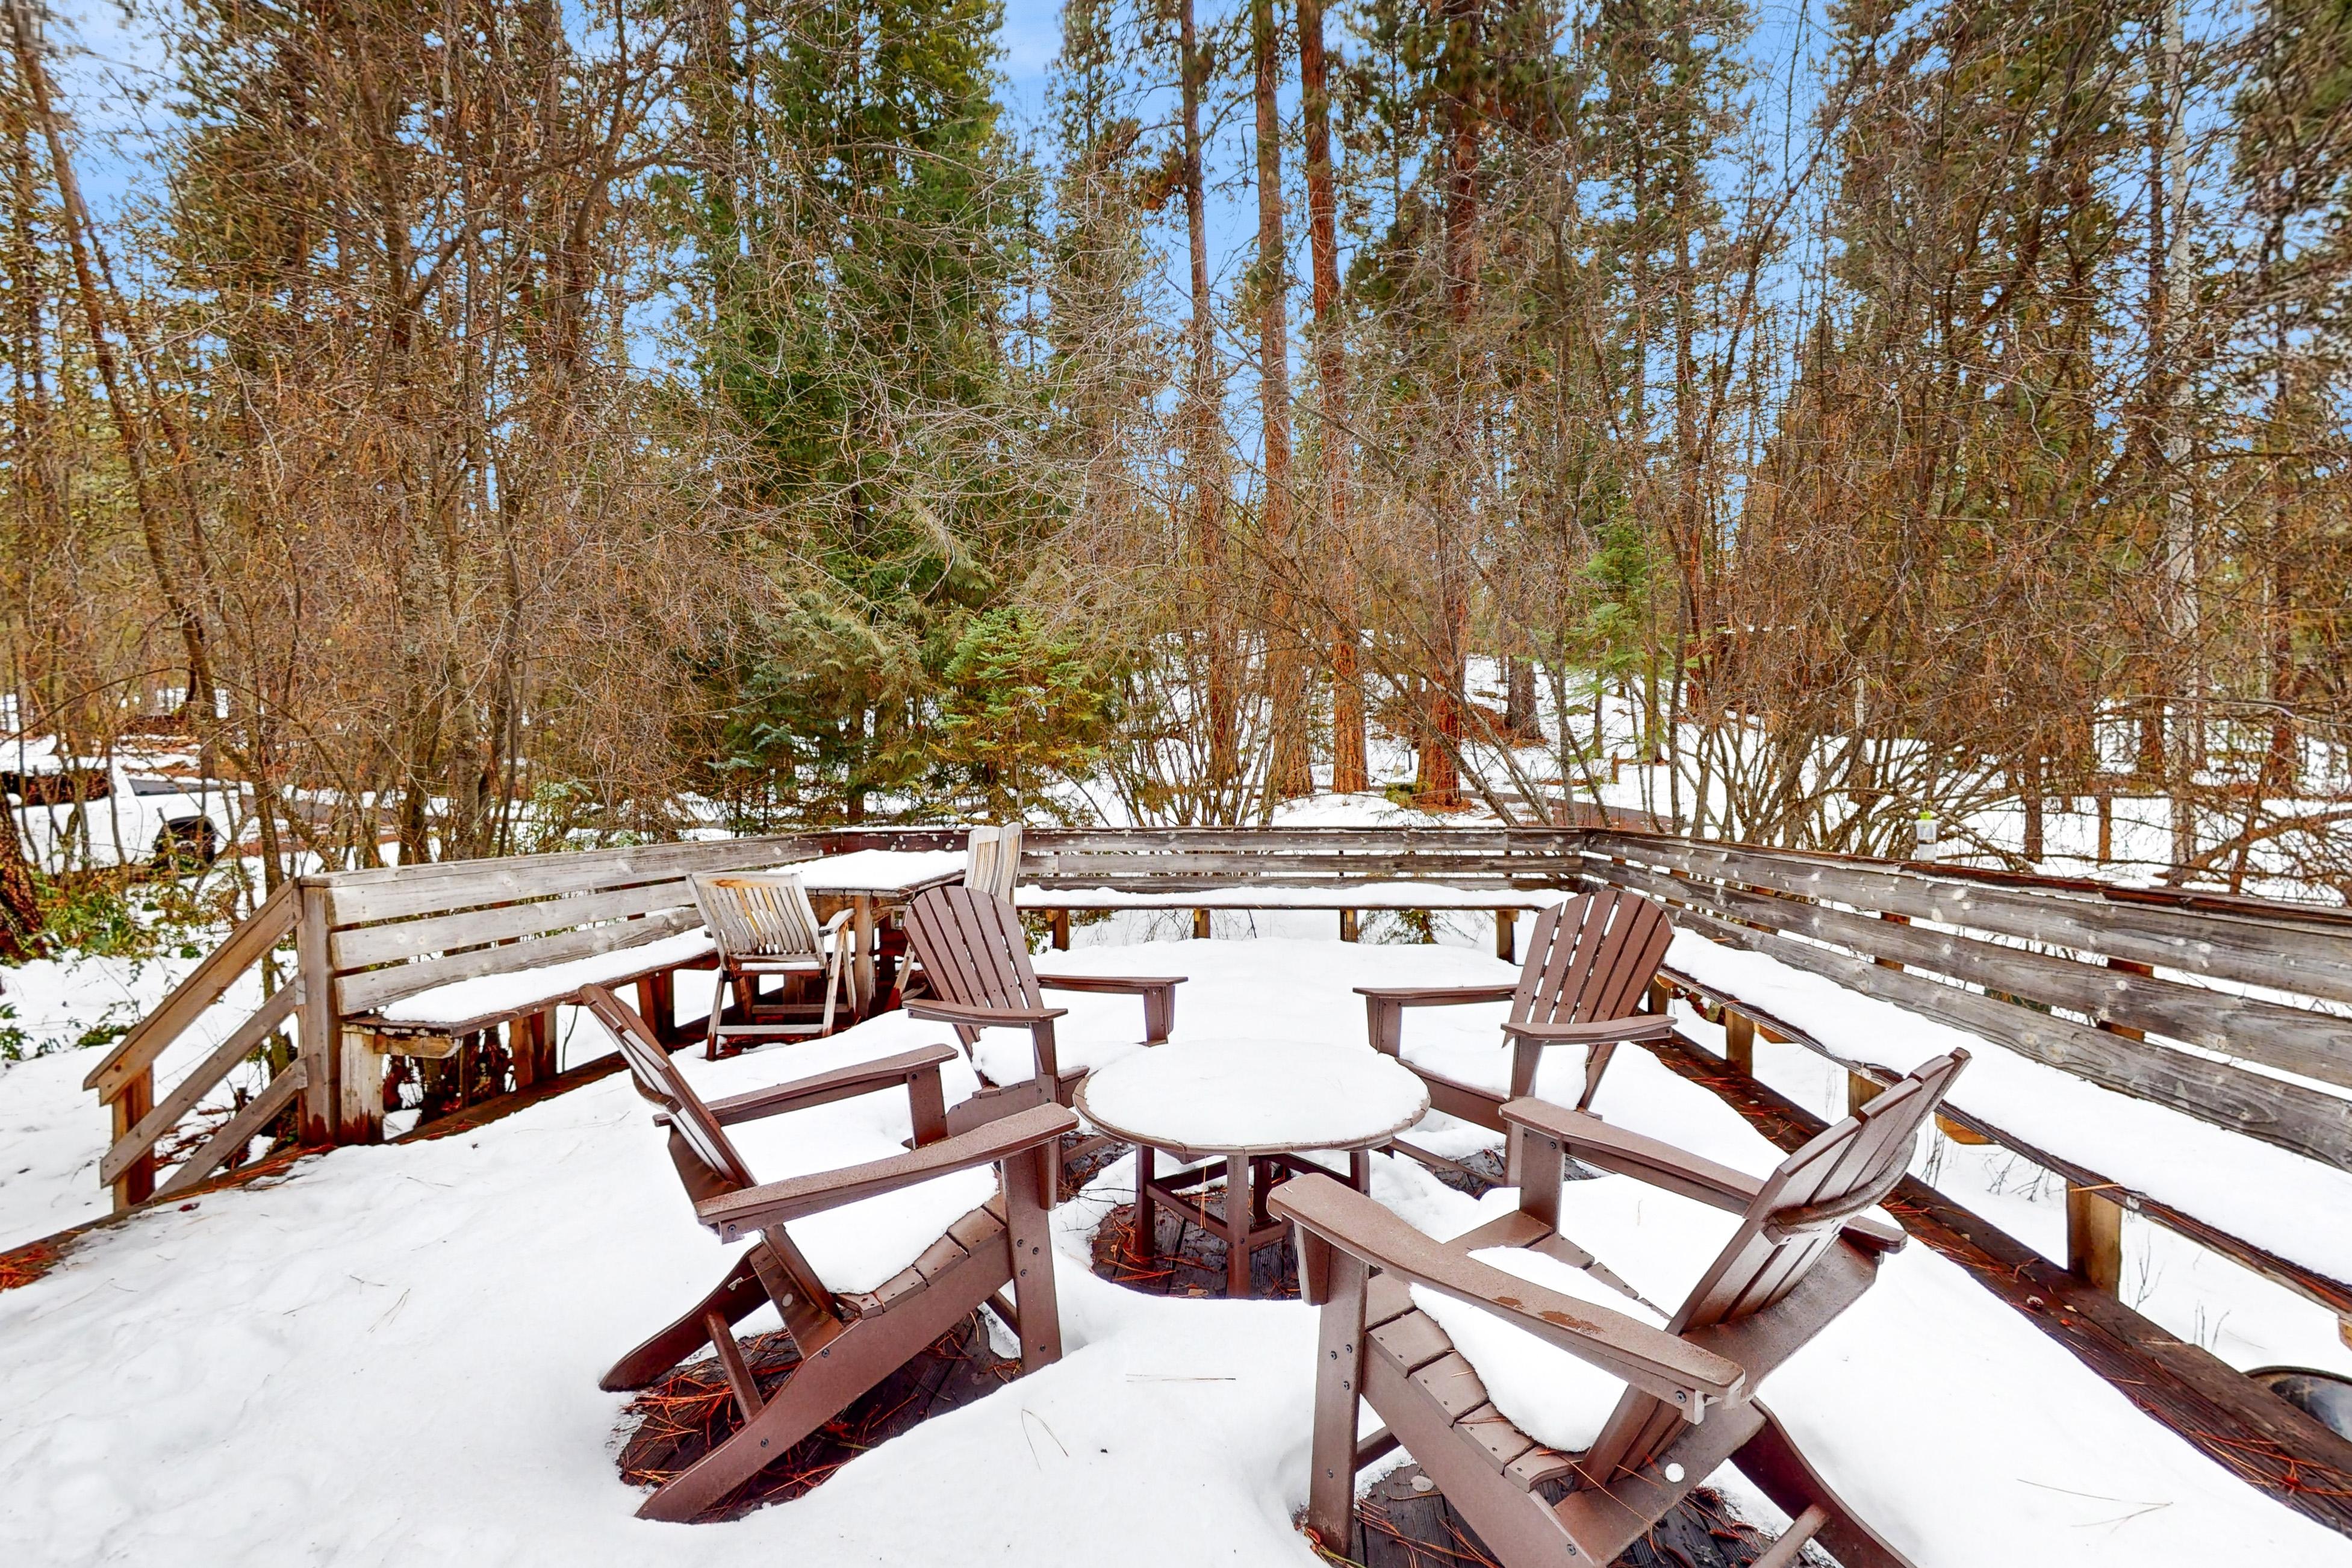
[{"x1": 2, "y1": 936, "x2": 2348, "y2": 1566}]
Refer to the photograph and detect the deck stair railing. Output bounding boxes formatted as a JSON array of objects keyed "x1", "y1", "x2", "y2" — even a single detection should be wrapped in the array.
[{"x1": 84, "y1": 877, "x2": 310, "y2": 1212}]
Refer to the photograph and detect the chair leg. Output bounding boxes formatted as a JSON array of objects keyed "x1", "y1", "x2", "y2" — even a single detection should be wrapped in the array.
[
  {"x1": 819, "y1": 947, "x2": 841, "y2": 1038},
  {"x1": 1575, "y1": 1042, "x2": 1620, "y2": 1112},
  {"x1": 704, "y1": 969, "x2": 733, "y2": 1060},
  {"x1": 601, "y1": 1252, "x2": 769, "y2": 1391},
  {"x1": 635, "y1": 1319, "x2": 892, "y2": 1522},
  {"x1": 635, "y1": 1255, "x2": 1015, "y2": 1522},
  {"x1": 1304, "y1": 1244, "x2": 1369, "y2": 1556},
  {"x1": 1134, "y1": 1144, "x2": 1157, "y2": 1261},
  {"x1": 1004, "y1": 1142, "x2": 1063, "y2": 1370}
]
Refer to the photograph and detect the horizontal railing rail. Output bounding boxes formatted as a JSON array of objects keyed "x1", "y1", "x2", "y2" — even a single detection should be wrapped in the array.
[
  {"x1": 84, "y1": 878, "x2": 303, "y2": 1211},
  {"x1": 1578, "y1": 830, "x2": 2352, "y2": 1174}
]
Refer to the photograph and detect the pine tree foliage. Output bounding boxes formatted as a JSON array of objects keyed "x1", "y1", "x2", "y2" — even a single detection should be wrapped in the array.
[{"x1": 4, "y1": 0, "x2": 2352, "y2": 894}]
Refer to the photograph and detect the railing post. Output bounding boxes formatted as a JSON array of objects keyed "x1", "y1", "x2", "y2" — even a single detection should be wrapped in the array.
[
  {"x1": 1493, "y1": 909, "x2": 1514, "y2": 963},
  {"x1": 1848, "y1": 1072, "x2": 1883, "y2": 1116},
  {"x1": 1339, "y1": 909, "x2": 1358, "y2": 942},
  {"x1": 1723, "y1": 1010, "x2": 1755, "y2": 1075},
  {"x1": 296, "y1": 878, "x2": 337, "y2": 1145},
  {"x1": 108, "y1": 1069, "x2": 157, "y2": 1212},
  {"x1": 2067, "y1": 1181, "x2": 2124, "y2": 1295}
]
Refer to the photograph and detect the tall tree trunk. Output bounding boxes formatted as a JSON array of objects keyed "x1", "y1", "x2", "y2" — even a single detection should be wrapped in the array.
[
  {"x1": 2261, "y1": 232, "x2": 2297, "y2": 795},
  {"x1": 1256, "y1": 0, "x2": 1309, "y2": 807},
  {"x1": 1417, "y1": 0, "x2": 1479, "y2": 809},
  {"x1": 1300, "y1": 0, "x2": 1366, "y2": 793},
  {"x1": 1176, "y1": 0, "x2": 1237, "y2": 810},
  {"x1": 1505, "y1": 657, "x2": 1536, "y2": 738},
  {"x1": 2151, "y1": 0, "x2": 2198, "y2": 868}
]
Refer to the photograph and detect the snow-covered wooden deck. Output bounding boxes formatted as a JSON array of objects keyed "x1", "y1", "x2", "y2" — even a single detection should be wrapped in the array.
[{"x1": 4, "y1": 934, "x2": 2349, "y2": 1566}]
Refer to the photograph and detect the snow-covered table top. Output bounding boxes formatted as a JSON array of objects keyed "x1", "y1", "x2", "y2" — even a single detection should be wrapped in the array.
[
  {"x1": 1016, "y1": 880, "x2": 1570, "y2": 909},
  {"x1": 1075, "y1": 1037, "x2": 1428, "y2": 1157},
  {"x1": 783, "y1": 848, "x2": 966, "y2": 895}
]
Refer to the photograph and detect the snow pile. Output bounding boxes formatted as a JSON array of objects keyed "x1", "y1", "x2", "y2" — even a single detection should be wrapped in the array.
[
  {"x1": 1666, "y1": 929, "x2": 2352, "y2": 1285},
  {"x1": 1269, "y1": 791, "x2": 1502, "y2": 829},
  {"x1": 0, "y1": 950, "x2": 266, "y2": 1250},
  {"x1": 0, "y1": 1027, "x2": 1328, "y2": 1567},
  {"x1": 0, "y1": 939, "x2": 2346, "y2": 1565}
]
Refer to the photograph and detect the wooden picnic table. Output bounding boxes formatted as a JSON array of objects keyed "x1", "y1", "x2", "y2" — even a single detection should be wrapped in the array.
[
  {"x1": 1074, "y1": 1038, "x2": 1430, "y2": 1298},
  {"x1": 791, "y1": 848, "x2": 967, "y2": 1016}
]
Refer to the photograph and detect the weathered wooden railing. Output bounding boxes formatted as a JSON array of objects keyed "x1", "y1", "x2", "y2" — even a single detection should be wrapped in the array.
[
  {"x1": 1576, "y1": 830, "x2": 2352, "y2": 1334},
  {"x1": 84, "y1": 877, "x2": 308, "y2": 1211},
  {"x1": 89, "y1": 836, "x2": 822, "y2": 1212},
  {"x1": 90, "y1": 827, "x2": 2352, "y2": 1239},
  {"x1": 1581, "y1": 831, "x2": 2352, "y2": 1168}
]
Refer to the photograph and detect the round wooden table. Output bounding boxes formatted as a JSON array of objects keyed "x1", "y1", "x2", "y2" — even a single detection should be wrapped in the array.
[{"x1": 1074, "y1": 1038, "x2": 1430, "y2": 1298}]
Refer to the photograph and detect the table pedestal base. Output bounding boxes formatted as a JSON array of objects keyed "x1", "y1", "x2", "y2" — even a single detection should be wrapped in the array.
[{"x1": 1135, "y1": 1146, "x2": 1374, "y2": 1299}]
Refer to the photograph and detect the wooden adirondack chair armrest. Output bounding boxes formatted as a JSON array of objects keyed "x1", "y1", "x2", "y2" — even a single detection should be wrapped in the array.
[
  {"x1": 1034, "y1": 974, "x2": 1182, "y2": 1044},
  {"x1": 697, "y1": 1103, "x2": 1079, "y2": 1240},
  {"x1": 1501, "y1": 1098, "x2": 1764, "y2": 1214},
  {"x1": 1360, "y1": 984, "x2": 1520, "y2": 1056},
  {"x1": 1498, "y1": 1014, "x2": 1674, "y2": 1045},
  {"x1": 1828, "y1": 1212, "x2": 1908, "y2": 1254},
  {"x1": 905, "y1": 999, "x2": 1069, "y2": 1028},
  {"x1": 1033, "y1": 973, "x2": 1186, "y2": 995},
  {"x1": 703, "y1": 1045, "x2": 960, "y2": 1126},
  {"x1": 1355, "y1": 983, "x2": 1519, "y2": 1007},
  {"x1": 1272, "y1": 1174, "x2": 1746, "y2": 1413}
]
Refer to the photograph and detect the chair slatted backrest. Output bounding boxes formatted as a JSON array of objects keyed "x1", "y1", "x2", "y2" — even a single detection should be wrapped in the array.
[
  {"x1": 1509, "y1": 889, "x2": 1674, "y2": 1030},
  {"x1": 582, "y1": 986, "x2": 755, "y2": 1190},
  {"x1": 906, "y1": 885, "x2": 1041, "y2": 1037},
  {"x1": 580, "y1": 985, "x2": 841, "y2": 1316},
  {"x1": 965, "y1": 825, "x2": 1024, "y2": 903},
  {"x1": 1580, "y1": 1048, "x2": 1969, "y2": 1484},
  {"x1": 692, "y1": 871, "x2": 827, "y2": 962}
]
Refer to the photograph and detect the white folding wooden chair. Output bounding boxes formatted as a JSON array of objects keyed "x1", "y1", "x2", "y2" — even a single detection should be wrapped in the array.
[
  {"x1": 965, "y1": 824, "x2": 1024, "y2": 902},
  {"x1": 690, "y1": 871, "x2": 851, "y2": 1058}
]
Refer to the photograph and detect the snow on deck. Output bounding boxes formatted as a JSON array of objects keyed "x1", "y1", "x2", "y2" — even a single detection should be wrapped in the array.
[{"x1": 2, "y1": 937, "x2": 2347, "y2": 1564}]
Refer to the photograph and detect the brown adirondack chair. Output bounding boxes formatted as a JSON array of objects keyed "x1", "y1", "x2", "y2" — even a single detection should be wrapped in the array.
[
  {"x1": 1274, "y1": 1048, "x2": 1968, "y2": 1568},
  {"x1": 903, "y1": 883, "x2": 1184, "y2": 1104},
  {"x1": 579, "y1": 984, "x2": 1074, "y2": 1523},
  {"x1": 1358, "y1": 889, "x2": 1675, "y2": 1165}
]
